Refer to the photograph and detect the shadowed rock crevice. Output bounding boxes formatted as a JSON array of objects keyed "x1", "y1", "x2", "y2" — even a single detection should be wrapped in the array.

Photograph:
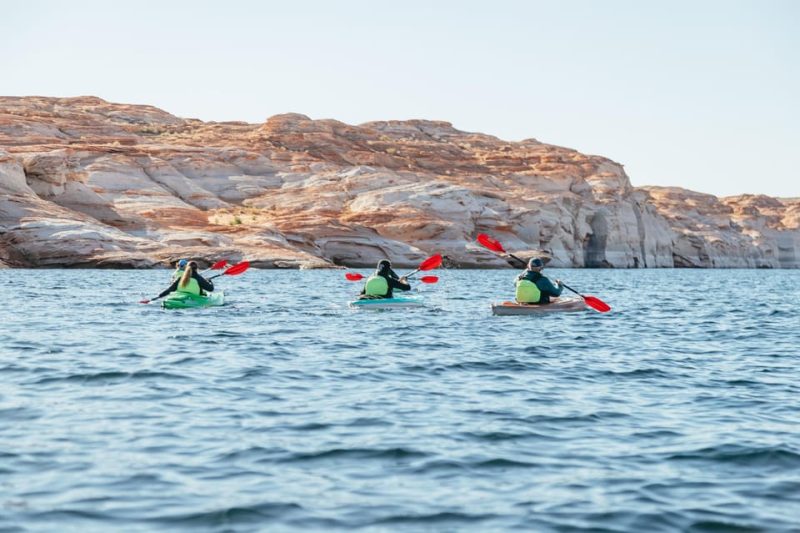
[
  {"x1": 632, "y1": 203, "x2": 648, "y2": 268},
  {"x1": 584, "y1": 211, "x2": 609, "y2": 268}
]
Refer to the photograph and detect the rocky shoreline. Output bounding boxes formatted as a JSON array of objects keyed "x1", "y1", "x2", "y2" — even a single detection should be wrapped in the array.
[{"x1": 1, "y1": 96, "x2": 798, "y2": 269}]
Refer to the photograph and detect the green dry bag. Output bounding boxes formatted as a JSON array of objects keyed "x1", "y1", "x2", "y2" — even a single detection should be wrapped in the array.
[
  {"x1": 364, "y1": 275, "x2": 389, "y2": 297},
  {"x1": 515, "y1": 279, "x2": 541, "y2": 304}
]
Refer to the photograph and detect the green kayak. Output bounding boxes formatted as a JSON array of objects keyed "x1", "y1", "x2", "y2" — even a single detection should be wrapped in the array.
[{"x1": 162, "y1": 291, "x2": 225, "y2": 310}]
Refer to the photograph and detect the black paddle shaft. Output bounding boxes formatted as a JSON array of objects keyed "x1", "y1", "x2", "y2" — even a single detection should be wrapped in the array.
[
  {"x1": 507, "y1": 253, "x2": 527, "y2": 268},
  {"x1": 560, "y1": 282, "x2": 582, "y2": 297}
]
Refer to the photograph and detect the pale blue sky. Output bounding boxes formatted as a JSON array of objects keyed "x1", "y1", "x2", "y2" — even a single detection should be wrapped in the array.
[{"x1": 2, "y1": 0, "x2": 798, "y2": 197}]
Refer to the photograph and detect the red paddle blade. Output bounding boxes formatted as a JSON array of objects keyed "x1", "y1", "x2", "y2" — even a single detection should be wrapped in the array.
[
  {"x1": 477, "y1": 233, "x2": 506, "y2": 253},
  {"x1": 345, "y1": 272, "x2": 364, "y2": 281},
  {"x1": 418, "y1": 254, "x2": 442, "y2": 271},
  {"x1": 223, "y1": 261, "x2": 250, "y2": 276},
  {"x1": 420, "y1": 275, "x2": 439, "y2": 283},
  {"x1": 583, "y1": 296, "x2": 611, "y2": 313},
  {"x1": 211, "y1": 260, "x2": 228, "y2": 270},
  {"x1": 139, "y1": 299, "x2": 150, "y2": 304}
]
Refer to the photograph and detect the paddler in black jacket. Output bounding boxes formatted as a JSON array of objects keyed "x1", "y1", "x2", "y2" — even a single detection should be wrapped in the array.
[
  {"x1": 515, "y1": 258, "x2": 563, "y2": 304},
  {"x1": 360, "y1": 260, "x2": 411, "y2": 299}
]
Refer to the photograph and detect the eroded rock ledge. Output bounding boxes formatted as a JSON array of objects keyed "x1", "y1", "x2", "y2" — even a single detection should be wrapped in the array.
[{"x1": 1, "y1": 96, "x2": 797, "y2": 268}]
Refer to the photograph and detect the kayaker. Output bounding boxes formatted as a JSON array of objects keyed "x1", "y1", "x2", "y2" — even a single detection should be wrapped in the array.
[
  {"x1": 157, "y1": 260, "x2": 215, "y2": 299},
  {"x1": 360, "y1": 259, "x2": 411, "y2": 299},
  {"x1": 171, "y1": 258, "x2": 188, "y2": 281},
  {"x1": 515, "y1": 258, "x2": 563, "y2": 304}
]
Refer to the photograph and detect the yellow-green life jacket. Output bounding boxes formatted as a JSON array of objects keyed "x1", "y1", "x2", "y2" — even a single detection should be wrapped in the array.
[
  {"x1": 177, "y1": 277, "x2": 201, "y2": 295},
  {"x1": 515, "y1": 279, "x2": 541, "y2": 304},
  {"x1": 364, "y1": 275, "x2": 389, "y2": 297}
]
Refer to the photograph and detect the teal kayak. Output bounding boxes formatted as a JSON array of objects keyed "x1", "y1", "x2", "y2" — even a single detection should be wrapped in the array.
[
  {"x1": 349, "y1": 296, "x2": 424, "y2": 309},
  {"x1": 162, "y1": 291, "x2": 225, "y2": 310}
]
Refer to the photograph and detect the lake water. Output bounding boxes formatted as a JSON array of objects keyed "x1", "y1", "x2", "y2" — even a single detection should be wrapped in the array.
[{"x1": 1, "y1": 268, "x2": 798, "y2": 532}]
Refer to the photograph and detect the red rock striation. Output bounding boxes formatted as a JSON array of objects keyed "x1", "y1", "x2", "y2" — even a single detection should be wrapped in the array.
[{"x1": 0, "y1": 96, "x2": 797, "y2": 268}]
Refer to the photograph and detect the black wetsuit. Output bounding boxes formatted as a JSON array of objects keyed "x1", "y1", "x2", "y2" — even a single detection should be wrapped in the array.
[
  {"x1": 359, "y1": 269, "x2": 411, "y2": 298},
  {"x1": 158, "y1": 272, "x2": 215, "y2": 299}
]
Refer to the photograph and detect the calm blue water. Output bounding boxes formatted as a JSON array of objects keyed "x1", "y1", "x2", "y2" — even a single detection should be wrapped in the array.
[{"x1": 1, "y1": 268, "x2": 798, "y2": 532}]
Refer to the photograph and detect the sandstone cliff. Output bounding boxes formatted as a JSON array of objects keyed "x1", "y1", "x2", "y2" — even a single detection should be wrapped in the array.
[{"x1": 1, "y1": 96, "x2": 797, "y2": 268}]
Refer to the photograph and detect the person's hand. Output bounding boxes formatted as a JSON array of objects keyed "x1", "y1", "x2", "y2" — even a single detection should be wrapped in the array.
[
  {"x1": 400, "y1": 276, "x2": 408, "y2": 283},
  {"x1": 556, "y1": 279, "x2": 563, "y2": 286}
]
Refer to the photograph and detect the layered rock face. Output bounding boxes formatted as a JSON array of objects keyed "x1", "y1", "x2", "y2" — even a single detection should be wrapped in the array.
[
  {"x1": 0, "y1": 96, "x2": 797, "y2": 268},
  {"x1": 641, "y1": 187, "x2": 800, "y2": 268}
]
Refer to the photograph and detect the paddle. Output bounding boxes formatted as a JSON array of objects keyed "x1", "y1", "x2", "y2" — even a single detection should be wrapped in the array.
[
  {"x1": 344, "y1": 254, "x2": 443, "y2": 283},
  {"x1": 208, "y1": 261, "x2": 250, "y2": 280},
  {"x1": 344, "y1": 272, "x2": 439, "y2": 283},
  {"x1": 200, "y1": 259, "x2": 228, "y2": 275},
  {"x1": 476, "y1": 234, "x2": 526, "y2": 268},
  {"x1": 560, "y1": 283, "x2": 611, "y2": 313},
  {"x1": 404, "y1": 254, "x2": 442, "y2": 278},
  {"x1": 476, "y1": 233, "x2": 611, "y2": 313},
  {"x1": 140, "y1": 261, "x2": 251, "y2": 304}
]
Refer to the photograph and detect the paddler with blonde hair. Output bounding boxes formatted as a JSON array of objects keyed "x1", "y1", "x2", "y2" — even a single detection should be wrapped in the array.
[{"x1": 157, "y1": 260, "x2": 215, "y2": 300}]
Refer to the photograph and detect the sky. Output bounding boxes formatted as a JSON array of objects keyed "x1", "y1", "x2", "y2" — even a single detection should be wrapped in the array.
[{"x1": 2, "y1": 0, "x2": 798, "y2": 197}]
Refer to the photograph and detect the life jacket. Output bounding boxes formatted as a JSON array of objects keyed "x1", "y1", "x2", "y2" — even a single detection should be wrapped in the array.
[
  {"x1": 176, "y1": 276, "x2": 201, "y2": 295},
  {"x1": 364, "y1": 275, "x2": 389, "y2": 297},
  {"x1": 515, "y1": 278, "x2": 541, "y2": 304}
]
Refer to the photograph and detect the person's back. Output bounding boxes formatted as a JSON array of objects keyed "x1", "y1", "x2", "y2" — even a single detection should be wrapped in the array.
[
  {"x1": 158, "y1": 261, "x2": 214, "y2": 299},
  {"x1": 515, "y1": 258, "x2": 562, "y2": 304},
  {"x1": 363, "y1": 274, "x2": 391, "y2": 297},
  {"x1": 360, "y1": 259, "x2": 411, "y2": 299},
  {"x1": 177, "y1": 272, "x2": 202, "y2": 295}
]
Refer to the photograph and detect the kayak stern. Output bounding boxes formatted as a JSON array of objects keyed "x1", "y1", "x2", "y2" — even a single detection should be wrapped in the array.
[
  {"x1": 491, "y1": 298, "x2": 587, "y2": 316},
  {"x1": 162, "y1": 291, "x2": 225, "y2": 310}
]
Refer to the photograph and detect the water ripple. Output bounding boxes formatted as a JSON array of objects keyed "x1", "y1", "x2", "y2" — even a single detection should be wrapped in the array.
[{"x1": 0, "y1": 268, "x2": 798, "y2": 531}]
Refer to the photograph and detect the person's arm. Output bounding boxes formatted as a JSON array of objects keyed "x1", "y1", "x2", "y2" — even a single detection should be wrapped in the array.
[
  {"x1": 157, "y1": 279, "x2": 179, "y2": 299},
  {"x1": 388, "y1": 276, "x2": 411, "y2": 292},
  {"x1": 538, "y1": 276, "x2": 563, "y2": 296},
  {"x1": 553, "y1": 277, "x2": 563, "y2": 296},
  {"x1": 194, "y1": 273, "x2": 214, "y2": 292}
]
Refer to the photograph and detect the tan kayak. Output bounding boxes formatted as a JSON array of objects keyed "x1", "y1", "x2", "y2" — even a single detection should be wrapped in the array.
[{"x1": 491, "y1": 298, "x2": 588, "y2": 316}]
